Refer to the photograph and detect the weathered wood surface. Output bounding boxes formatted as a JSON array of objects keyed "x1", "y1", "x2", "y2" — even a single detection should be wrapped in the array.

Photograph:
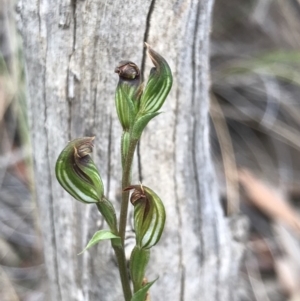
[{"x1": 18, "y1": 0, "x2": 247, "y2": 300}]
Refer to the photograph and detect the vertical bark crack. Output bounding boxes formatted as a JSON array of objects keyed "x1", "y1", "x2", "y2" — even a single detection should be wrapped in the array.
[
  {"x1": 191, "y1": 0, "x2": 204, "y2": 265},
  {"x1": 191, "y1": 1, "x2": 221, "y2": 298},
  {"x1": 137, "y1": 0, "x2": 156, "y2": 182},
  {"x1": 71, "y1": 0, "x2": 76, "y2": 51},
  {"x1": 66, "y1": 0, "x2": 77, "y2": 140},
  {"x1": 173, "y1": 83, "x2": 185, "y2": 301},
  {"x1": 42, "y1": 25, "x2": 63, "y2": 301},
  {"x1": 37, "y1": 0, "x2": 41, "y2": 35},
  {"x1": 140, "y1": 0, "x2": 156, "y2": 81},
  {"x1": 67, "y1": 70, "x2": 72, "y2": 140}
]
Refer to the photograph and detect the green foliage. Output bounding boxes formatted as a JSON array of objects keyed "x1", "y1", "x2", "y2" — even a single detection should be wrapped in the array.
[
  {"x1": 131, "y1": 112, "x2": 160, "y2": 140},
  {"x1": 79, "y1": 230, "x2": 121, "y2": 255},
  {"x1": 130, "y1": 279, "x2": 157, "y2": 301},
  {"x1": 130, "y1": 246, "x2": 150, "y2": 292}
]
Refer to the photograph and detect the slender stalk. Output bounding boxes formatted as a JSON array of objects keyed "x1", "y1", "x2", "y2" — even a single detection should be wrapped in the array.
[
  {"x1": 112, "y1": 243, "x2": 132, "y2": 301},
  {"x1": 96, "y1": 203, "x2": 132, "y2": 301},
  {"x1": 119, "y1": 137, "x2": 138, "y2": 243},
  {"x1": 108, "y1": 136, "x2": 138, "y2": 301},
  {"x1": 96, "y1": 136, "x2": 138, "y2": 301}
]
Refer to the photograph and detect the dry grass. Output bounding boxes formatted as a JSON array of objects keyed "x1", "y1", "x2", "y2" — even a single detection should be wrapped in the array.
[{"x1": 211, "y1": 0, "x2": 300, "y2": 300}]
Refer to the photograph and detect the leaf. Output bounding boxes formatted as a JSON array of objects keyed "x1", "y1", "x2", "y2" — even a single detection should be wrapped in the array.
[
  {"x1": 131, "y1": 112, "x2": 160, "y2": 140},
  {"x1": 78, "y1": 230, "x2": 120, "y2": 255},
  {"x1": 130, "y1": 246, "x2": 150, "y2": 292},
  {"x1": 130, "y1": 279, "x2": 157, "y2": 301}
]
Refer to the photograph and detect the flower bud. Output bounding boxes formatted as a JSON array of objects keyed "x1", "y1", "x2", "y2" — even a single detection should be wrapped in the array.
[
  {"x1": 115, "y1": 61, "x2": 140, "y2": 80},
  {"x1": 115, "y1": 61, "x2": 143, "y2": 130},
  {"x1": 125, "y1": 185, "x2": 166, "y2": 249},
  {"x1": 139, "y1": 43, "x2": 173, "y2": 114},
  {"x1": 55, "y1": 137, "x2": 104, "y2": 204}
]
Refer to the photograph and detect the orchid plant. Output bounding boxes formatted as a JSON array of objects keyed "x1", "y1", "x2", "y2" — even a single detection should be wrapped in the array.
[{"x1": 55, "y1": 44, "x2": 172, "y2": 301}]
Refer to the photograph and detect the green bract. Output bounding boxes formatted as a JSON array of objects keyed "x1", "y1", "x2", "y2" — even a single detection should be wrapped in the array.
[
  {"x1": 131, "y1": 111, "x2": 159, "y2": 140},
  {"x1": 130, "y1": 246, "x2": 150, "y2": 292},
  {"x1": 130, "y1": 279, "x2": 157, "y2": 301},
  {"x1": 126, "y1": 185, "x2": 166, "y2": 249},
  {"x1": 55, "y1": 137, "x2": 104, "y2": 204}
]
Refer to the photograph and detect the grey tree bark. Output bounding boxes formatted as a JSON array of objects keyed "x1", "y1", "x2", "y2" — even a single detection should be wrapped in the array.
[{"x1": 18, "y1": 0, "x2": 247, "y2": 300}]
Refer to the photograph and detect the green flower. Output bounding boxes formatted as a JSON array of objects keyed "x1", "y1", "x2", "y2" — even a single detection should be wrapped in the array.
[
  {"x1": 125, "y1": 184, "x2": 166, "y2": 249},
  {"x1": 131, "y1": 44, "x2": 173, "y2": 139},
  {"x1": 139, "y1": 43, "x2": 173, "y2": 114},
  {"x1": 55, "y1": 137, "x2": 104, "y2": 204}
]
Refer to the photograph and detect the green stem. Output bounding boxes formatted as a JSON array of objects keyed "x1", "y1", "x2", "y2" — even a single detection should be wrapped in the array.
[
  {"x1": 96, "y1": 135, "x2": 138, "y2": 301},
  {"x1": 119, "y1": 137, "x2": 138, "y2": 243},
  {"x1": 112, "y1": 136, "x2": 138, "y2": 301},
  {"x1": 112, "y1": 242, "x2": 132, "y2": 301},
  {"x1": 96, "y1": 203, "x2": 132, "y2": 301}
]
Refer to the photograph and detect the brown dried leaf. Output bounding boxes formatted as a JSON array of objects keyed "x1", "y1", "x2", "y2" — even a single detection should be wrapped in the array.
[
  {"x1": 239, "y1": 169, "x2": 300, "y2": 234},
  {"x1": 275, "y1": 257, "x2": 299, "y2": 296}
]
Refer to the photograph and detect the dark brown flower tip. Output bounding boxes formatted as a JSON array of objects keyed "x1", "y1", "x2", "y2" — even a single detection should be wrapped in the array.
[
  {"x1": 124, "y1": 185, "x2": 147, "y2": 205},
  {"x1": 74, "y1": 136, "x2": 95, "y2": 158},
  {"x1": 115, "y1": 61, "x2": 140, "y2": 80},
  {"x1": 130, "y1": 189, "x2": 147, "y2": 205}
]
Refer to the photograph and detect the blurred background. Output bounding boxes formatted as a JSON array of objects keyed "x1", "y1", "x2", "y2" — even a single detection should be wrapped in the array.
[{"x1": 1, "y1": 0, "x2": 300, "y2": 300}]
